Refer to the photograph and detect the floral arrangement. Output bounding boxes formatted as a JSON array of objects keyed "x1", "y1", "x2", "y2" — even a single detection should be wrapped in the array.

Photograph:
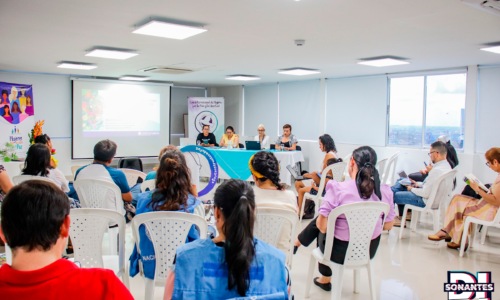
[
  {"x1": 28, "y1": 120, "x2": 44, "y2": 145},
  {"x1": 28, "y1": 120, "x2": 57, "y2": 156},
  {"x1": 0, "y1": 142, "x2": 19, "y2": 162}
]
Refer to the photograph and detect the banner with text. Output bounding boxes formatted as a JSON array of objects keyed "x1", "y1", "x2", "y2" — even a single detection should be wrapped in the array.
[
  {"x1": 188, "y1": 97, "x2": 224, "y2": 140},
  {"x1": 0, "y1": 81, "x2": 35, "y2": 158}
]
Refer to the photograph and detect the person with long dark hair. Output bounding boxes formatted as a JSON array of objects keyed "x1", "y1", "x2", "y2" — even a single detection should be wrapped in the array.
[
  {"x1": 163, "y1": 179, "x2": 290, "y2": 299},
  {"x1": 219, "y1": 125, "x2": 240, "y2": 148},
  {"x1": 22, "y1": 143, "x2": 69, "y2": 193},
  {"x1": 34, "y1": 134, "x2": 58, "y2": 168},
  {"x1": 294, "y1": 146, "x2": 395, "y2": 292},
  {"x1": 250, "y1": 151, "x2": 297, "y2": 258},
  {"x1": 129, "y1": 150, "x2": 204, "y2": 280},
  {"x1": 295, "y1": 134, "x2": 338, "y2": 217}
]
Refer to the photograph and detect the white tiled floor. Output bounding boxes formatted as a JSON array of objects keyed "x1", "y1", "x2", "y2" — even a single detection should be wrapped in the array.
[{"x1": 124, "y1": 211, "x2": 500, "y2": 300}]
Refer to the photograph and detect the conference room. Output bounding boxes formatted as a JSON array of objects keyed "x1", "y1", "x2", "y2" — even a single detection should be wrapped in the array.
[{"x1": 1, "y1": 0, "x2": 500, "y2": 299}]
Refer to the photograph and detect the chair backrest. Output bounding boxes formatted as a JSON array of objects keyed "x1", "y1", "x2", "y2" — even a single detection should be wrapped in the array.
[
  {"x1": 69, "y1": 209, "x2": 126, "y2": 269},
  {"x1": 315, "y1": 162, "x2": 348, "y2": 197},
  {"x1": 71, "y1": 165, "x2": 83, "y2": 176},
  {"x1": 73, "y1": 179, "x2": 122, "y2": 211},
  {"x1": 296, "y1": 145, "x2": 302, "y2": 151},
  {"x1": 141, "y1": 179, "x2": 156, "y2": 193},
  {"x1": 131, "y1": 211, "x2": 208, "y2": 282},
  {"x1": 118, "y1": 168, "x2": 147, "y2": 187},
  {"x1": 254, "y1": 207, "x2": 298, "y2": 266},
  {"x1": 12, "y1": 175, "x2": 55, "y2": 185},
  {"x1": 322, "y1": 202, "x2": 389, "y2": 267},
  {"x1": 425, "y1": 169, "x2": 457, "y2": 210},
  {"x1": 343, "y1": 154, "x2": 352, "y2": 180},
  {"x1": 382, "y1": 152, "x2": 400, "y2": 185},
  {"x1": 118, "y1": 157, "x2": 143, "y2": 172},
  {"x1": 375, "y1": 158, "x2": 388, "y2": 174},
  {"x1": 239, "y1": 143, "x2": 245, "y2": 148},
  {"x1": 18, "y1": 163, "x2": 24, "y2": 172}
]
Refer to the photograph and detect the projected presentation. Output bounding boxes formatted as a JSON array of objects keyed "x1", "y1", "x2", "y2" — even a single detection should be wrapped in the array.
[
  {"x1": 81, "y1": 89, "x2": 160, "y2": 137},
  {"x1": 72, "y1": 79, "x2": 171, "y2": 159}
]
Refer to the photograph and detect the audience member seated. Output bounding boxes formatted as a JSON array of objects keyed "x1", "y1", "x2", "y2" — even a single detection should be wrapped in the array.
[
  {"x1": 0, "y1": 181, "x2": 133, "y2": 300},
  {"x1": 130, "y1": 149, "x2": 204, "y2": 280},
  {"x1": 71, "y1": 139, "x2": 134, "y2": 221},
  {"x1": 293, "y1": 146, "x2": 395, "y2": 292},
  {"x1": 163, "y1": 179, "x2": 290, "y2": 299},
  {"x1": 254, "y1": 124, "x2": 270, "y2": 149},
  {"x1": 22, "y1": 143, "x2": 70, "y2": 193},
  {"x1": 409, "y1": 135, "x2": 459, "y2": 182},
  {"x1": 428, "y1": 147, "x2": 500, "y2": 250},
  {"x1": 250, "y1": 151, "x2": 297, "y2": 257},
  {"x1": 295, "y1": 134, "x2": 338, "y2": 216},
  {"x1": 391, "y1": 141, "x2": 452, "y2": 227},
  {"x1": 219, "y1": 126, "x2": 239, "y2": 148},
  {"x1": 34, "y1": 134, "x2": 58, "y2": 168},
  {"x1": 196, "y1": 125, "x2": 217, "y2": 147},
  {"x1": 275, "y1": 124, "x2": 297, "y2": 151},
  {"x1": 0, "y1": 165, "x2": 13, "y2": 233}
]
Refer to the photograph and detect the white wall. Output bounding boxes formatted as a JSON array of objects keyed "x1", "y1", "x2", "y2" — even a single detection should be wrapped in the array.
[{"x1": 211, "y1": 86, "x2": 243, "y2": 136}]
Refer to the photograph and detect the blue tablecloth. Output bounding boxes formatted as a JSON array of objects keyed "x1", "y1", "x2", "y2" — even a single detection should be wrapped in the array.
[{"x1": 206, "y1": 149, "x2": 298, "y2": 180}]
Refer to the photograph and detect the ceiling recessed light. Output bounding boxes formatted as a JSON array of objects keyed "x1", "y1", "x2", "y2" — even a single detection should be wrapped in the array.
[
  {"x1": 119, "y1": 76, "x2": 151, "y2": 81},
  {"x1": 225, "y1": 75, "x2": 260, "y2": 81},
  {"x1": 57, "y1": 62, "x2": 97, "y2": 70},
  {"x1": 480, "y1": 45, "x2": 500, "y2": 54},
  {"x1": 278, "y1": 68, "x2": 320, "y2": 76},
  {"x1": 357, "y1": 58, "x2": 409, "y2": 67},
  {"x1": 132, "y1": 20, "x2": 207, "y2": 40},
  {"x1": 85, "y1": 49, "x2": 138, "y2": 60}
]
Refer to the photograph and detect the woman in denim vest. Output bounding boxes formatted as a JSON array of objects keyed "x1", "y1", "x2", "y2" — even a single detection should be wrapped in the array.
[{"x1": 164, "y1": 179, "x2": 291, "y2": 300}]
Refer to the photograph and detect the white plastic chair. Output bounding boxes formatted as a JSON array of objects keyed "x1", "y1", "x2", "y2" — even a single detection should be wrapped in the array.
[
  {"x1": 300, "y1": 162, "x2": 347, "y2": 222},
  {"x1": 254, "y1": 207, "x2": 299, "y2": 269},
  {"x1": 118, "y1": 168, "x2": 147, "y2": 187},
  {"x1": 5, "y1": 244, "x2": 12, "y2": 265},
  {"x1": 18, "y1": 163, "x2": 23, "y2": 172},
  {"x1": 68, "y1": 208, "x2": 129, "y2": 289},
  {"x1": 304, "y1": 201, "x2": 390, "y2": 300},
  {"x1": 71, "y1": 165, "x2": 83, "y2": 178},
  {"x1": 375, "y1": 158, "x2": 388, "y2": 174},
  {"x1": 12, "y1": 175, "x2": 55, "y2": 185},
  {"x1": 342, "y1": 154, "x2": 352, "y2": 181},
  {"x1": 459, "y1": 206, "x2": 500, "y2": 257},
  {"x1": 131, "y1": 211, "x2": 208, "y2": 300},
  {"x1": 381, "y1": 152, "x2": 400, "y2": 185},
  {"x1": 399, "y1": 170, "x2": 457, "y2": 239},
  {"x1": 141, "y1": 179, "x2": 156, "y2": 193},
  {"x1": 73, "y1": 179, "x2": 124, "y2": 255}
]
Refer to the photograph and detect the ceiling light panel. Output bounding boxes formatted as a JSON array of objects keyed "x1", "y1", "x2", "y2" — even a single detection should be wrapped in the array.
[
  {"x1": 119, "y1": 76, "x2": 151, "y2": 81},
  {"x1": 480, "y1": 45, "x2": 500, "y2": 54},
  {"x1": 278, "y1": 68, "x2": 321, "y2": 76},
  {"x1": 57, "y1": 62, "x2": 97, "y2": 70},
  {"x1": 225, "y1": 75, "x2": 260, "y2": 81},
  {"x1": 357, "y1": 58, "x2": 409, "y2": 67},
  {"x1": 132, "y1": 21, "x2": 207, "y2": 40},
  {"x1": 85, "y1": 49, "x2": 138, "y2": 60}
]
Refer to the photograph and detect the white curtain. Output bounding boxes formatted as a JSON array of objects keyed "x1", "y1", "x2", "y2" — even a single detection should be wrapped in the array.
[
  {"x1": 243, "y1": 83, "x2": 278, "y2": 137},
  {"x1": 278, "y1": 80, "x2": 320, "y2": 140},
  {"x1": 477, "y1": 66, "x2": 500, "y2": 153},
  {"x1": 326, "y1": 76, "x2": 388, "y2": 146}
]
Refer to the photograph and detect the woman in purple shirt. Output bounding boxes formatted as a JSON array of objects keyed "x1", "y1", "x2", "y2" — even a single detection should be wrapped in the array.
[{"x1": 294, "y1": 146, "x2": 396, "y2": 291}]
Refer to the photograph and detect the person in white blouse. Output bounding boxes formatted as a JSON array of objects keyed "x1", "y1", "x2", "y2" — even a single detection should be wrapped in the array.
[
  {"x1": 21, "y1": 143, "x2": 70, "y2": 193},
  {"x1": 254, "y1": 124, "x2": 270, "y2": 149}
]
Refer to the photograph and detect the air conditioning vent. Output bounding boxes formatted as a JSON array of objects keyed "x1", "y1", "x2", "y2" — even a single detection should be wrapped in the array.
[
  {"x1": 138, "y1": 66, "x2": 194, "y2": 75},
  {"x1": 462, "y1": 0, "x2": 500, "y2": 16}
]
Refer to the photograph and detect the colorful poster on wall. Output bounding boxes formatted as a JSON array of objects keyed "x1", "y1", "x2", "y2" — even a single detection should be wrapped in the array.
[
  {"x1": 0, "y1": 81, "x2": 35, "y2": 158},
  {"x1": 188, "y1": 97, "x2": 225, "y2": 140}
]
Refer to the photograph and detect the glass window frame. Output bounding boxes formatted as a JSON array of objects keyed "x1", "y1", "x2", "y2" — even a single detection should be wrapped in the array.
[{"x1": 386, "y1": 72, "x2": 467, "y2": 150}]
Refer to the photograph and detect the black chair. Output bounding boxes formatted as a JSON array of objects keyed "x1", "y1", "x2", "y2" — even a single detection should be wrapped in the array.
[
  {"x1": 270, "y1": 144, "x2": 276, "y2": 150},
  {"x1": 295, "y1": 145, "x2": 302, "y2": 173},
  {"x1": 239, "y1": 143, "x2": 245, "y2": 149},
  {"x1": 118, "y1": 157, "x2": 143, "y2": 172}
]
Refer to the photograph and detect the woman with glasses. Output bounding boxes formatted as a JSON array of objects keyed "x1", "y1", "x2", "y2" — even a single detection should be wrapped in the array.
[
  {"x1": 219, "y1": 126, "x2": 240, "y2": 148},
  {"x1": 254, "y1": 124, "x2": 270, "y2": 149},
  {"x1": 428, "y1": 147, "x2": 500, "y2": 251}
]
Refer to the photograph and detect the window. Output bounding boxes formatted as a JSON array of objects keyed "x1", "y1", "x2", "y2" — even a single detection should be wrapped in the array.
[{"x1": 388, "y1": 73, "x2": 466, "y2": 149}]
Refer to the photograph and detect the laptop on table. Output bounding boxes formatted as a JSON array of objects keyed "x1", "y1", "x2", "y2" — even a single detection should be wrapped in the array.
[{"x1": 245, "y1": 141, "x2": 261, "y2": 150}]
